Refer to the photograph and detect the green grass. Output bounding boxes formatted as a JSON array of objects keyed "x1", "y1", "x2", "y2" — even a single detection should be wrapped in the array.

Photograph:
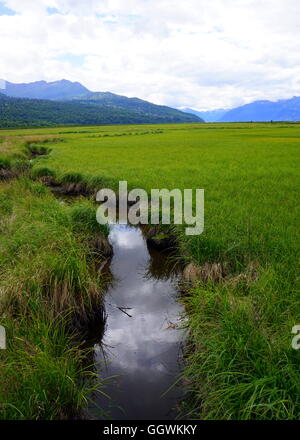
[
  {"x1": 0, "y1": 174, "x2": 109, "y2": 419},
  {"x1": 1, "y1": 122, "x2": 300, "y2": 419},
  {"x1": 0, "y1": 155, "x2": 11, "y2": 169},
  {"x1": 31, "y1": 166, "x2": 56, "y2": 179},
  {"x1": 18, "y1": 122, "x2": 299, "y2": 268},
  {"x1": 0, "y1": 315, "x2": 97, "y2": 420},
  {"x1": 181, "y1": 275, "x2": 300, "y2": 419}
]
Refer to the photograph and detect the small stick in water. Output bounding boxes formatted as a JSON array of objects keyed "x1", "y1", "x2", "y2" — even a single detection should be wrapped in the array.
[{"x1": 117, "y1": 307, "x2": 133, "y2": 318}]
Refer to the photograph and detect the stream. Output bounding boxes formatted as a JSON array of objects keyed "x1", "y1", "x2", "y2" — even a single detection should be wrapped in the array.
[{"x1": 88, "y1": 224, "x2": 186, "y2": 420}]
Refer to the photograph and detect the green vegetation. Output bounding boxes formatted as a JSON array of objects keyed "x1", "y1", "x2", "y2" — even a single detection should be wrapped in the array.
[
  {"x1": 0, "y1": 141, "x2": 110, "y2": 419},
  {"x1": 68, "y1": 91, "x2": 204, "y2": 122},
  {"x1": 0, "y1": 122, "x2": 299, "y2": 419},
  {"x1": 0, "y1": 156, "x2": 11, "y2": 169},
  {"x1": 0, "y1": 93, "x2": 201, "y2": 128}
]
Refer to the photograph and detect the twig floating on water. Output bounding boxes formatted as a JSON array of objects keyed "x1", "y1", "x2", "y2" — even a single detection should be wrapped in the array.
[{"x1": 117, "y1": 307, "x2": 133, "y2": 318}]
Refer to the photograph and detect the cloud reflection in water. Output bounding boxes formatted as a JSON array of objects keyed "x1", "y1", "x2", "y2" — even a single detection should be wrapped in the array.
[{"x1": 91, "y1": 225, "x2": 185, "y2": 420}]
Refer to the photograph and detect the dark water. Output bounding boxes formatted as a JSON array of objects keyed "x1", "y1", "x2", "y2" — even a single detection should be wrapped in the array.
[{"x1": 89, "y1": 224, "x2": 185, "y2": 420}]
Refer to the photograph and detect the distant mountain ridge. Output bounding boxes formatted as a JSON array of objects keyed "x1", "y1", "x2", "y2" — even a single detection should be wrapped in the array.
[
  {"x1": 181, "y1": 108, "x2": 229, "y2": 122},
  {"x1": 219, "y1": 96, "x2": 300, "y2": 122},
  {"x1": 182, "y1": 96, "x2": 300, "y2": 122},
  {"x1": 1, "y1": 79, "x2": 89, "y2": 100},
  {"x1": 0, "y1": 79, "x2": 203, "y2": 126}
]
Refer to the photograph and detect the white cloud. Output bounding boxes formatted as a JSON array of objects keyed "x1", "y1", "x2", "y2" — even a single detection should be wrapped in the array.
[{"x1": 0, "y1": 0, "x2": 300, "y2": 109}]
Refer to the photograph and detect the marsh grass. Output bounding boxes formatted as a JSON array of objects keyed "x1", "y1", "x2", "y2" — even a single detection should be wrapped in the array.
[
  {"x1": 0, "y1": 179, "x2": 107, "y2": 318},
  {"x1": 180, "y1": 267, "x2": 300, "y2": 419},
  {"x1": 31, "y1": 166, "x2": 56, "y2": 179},
  {"x1": 69, "y1": 200, "x2": 109, "y2": 236},
  {"x1": 25, "y1": 143, "x2": 52, "y2": 157},
  {"x1": 60, "y1": 172, "x2": 85, "y2": 184},
  {"x1": 0, "y1": 315, "x2": 100, "y2": 420},
  {"x1": 0, "y1": 177, "x2": 109, "y2": 420},
  {"x1": 0, "y1": 123, "x2": 299, "y2": 419},
  {"x1": 0, "y1": 155, "x2": 11, "y2": 170}
]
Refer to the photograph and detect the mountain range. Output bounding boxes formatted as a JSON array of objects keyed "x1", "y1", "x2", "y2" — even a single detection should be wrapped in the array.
[
  {"x1": 1, "y1": 79, "x2": 300, "y2": 127},
  {"x1": 0, "y1": 79, "x2": 202, "y2": 128},
  {"x1": 218, "y1": 97, "x2": 300, "y2": 122},
  {"x1": 182, "y1": 97, "x2": 300, "y2": 122},
  {"x1": 181, "y1": 108, "x2": 228, "y2": 122},
  {"x1": 2, "y1": 79, "x2": 89, "y2": 100}
]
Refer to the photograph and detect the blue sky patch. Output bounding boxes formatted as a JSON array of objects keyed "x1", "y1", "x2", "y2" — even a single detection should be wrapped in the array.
[
  {"x1": 47, "y1": 7, "x2": 60, "y2": 15},
  {"x1": 56, "y1": 53, "x2": 86, "y2": 66},
  {"x1": 0, "y1": 1, "x2": 16, "y2": 16}
]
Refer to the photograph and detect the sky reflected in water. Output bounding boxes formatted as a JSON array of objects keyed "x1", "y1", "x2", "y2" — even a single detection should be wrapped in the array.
[{"x1": 90, "y1": 225, "x2": 185, "y2": 420}]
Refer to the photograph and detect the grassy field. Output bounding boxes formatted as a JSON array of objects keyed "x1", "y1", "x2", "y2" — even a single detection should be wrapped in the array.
[
  {"x1": 0, "y1": 122, "x2": 299, "y2": 419},
  {"x1": 0, "y1": 136, "x2": 110, "y2": 419}
]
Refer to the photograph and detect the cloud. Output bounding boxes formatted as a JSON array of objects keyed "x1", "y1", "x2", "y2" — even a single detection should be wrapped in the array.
[{"x1": 0, "y1": 0, "x2": 300, "y2": 109}]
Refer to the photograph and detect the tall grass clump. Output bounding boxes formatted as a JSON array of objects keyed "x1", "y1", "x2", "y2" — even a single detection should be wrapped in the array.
[
  {"x1": 181, "y1": 264, "x2": 300, "y2": 419},
  {"x1": 25, "y1": 143, "x2": 52, "y2": 157},
  {"x1": 30, "y1": 167, "x2": 57, "y2": 186},
  {"x1": 86, "y1": 174, "x2": 119, "y2": 193},
  {"x1": 0, "y1": 155, "x2": 11, "y2": 170},
  {"x1": 60, "y1": 172, "x2": 85, "y2": 184},
  {"x1": 0, "y1": 179, "x2": 104, "y2": 319},
  {"x1": 31, "y1": 167, "x2": 56, "y2": 179},
  {"x1": 11, "y1": 158, "x2": 32, "y2": 174},
  {"x1": 0, "y1": 179, "x2": 108, "y2": 419},
  {"x1": 0, "y1": 316, "x2": 97, "y2": 420},
  {"x1": 69, "y1": 199, "x2": 109, "y2": 237},
  {"x1": 57, "y1": 172, "x2": 91, "y2": 195}
]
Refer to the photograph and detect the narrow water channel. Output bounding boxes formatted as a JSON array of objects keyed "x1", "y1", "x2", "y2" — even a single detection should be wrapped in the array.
[{"x1": 89, "y1": 224, "x2": 186, "y2": 420}]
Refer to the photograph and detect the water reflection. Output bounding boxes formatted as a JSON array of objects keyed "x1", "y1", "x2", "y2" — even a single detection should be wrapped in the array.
[
  {"x1": 89, "y1": 225, "x2": 185, "y2": 420},
  {"x1": 146, "y1": 246, "x2": 182, "y2": 282}
]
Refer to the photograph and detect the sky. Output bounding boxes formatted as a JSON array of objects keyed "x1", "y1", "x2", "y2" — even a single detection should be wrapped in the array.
[{"x1": 0, "y1": 0, "x2": 300, "y2": 110}]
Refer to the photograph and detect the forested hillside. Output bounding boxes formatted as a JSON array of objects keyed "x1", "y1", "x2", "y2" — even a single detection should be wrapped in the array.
[{"x1": 0, "y1": 93, "x2": 201, "y2": 128}]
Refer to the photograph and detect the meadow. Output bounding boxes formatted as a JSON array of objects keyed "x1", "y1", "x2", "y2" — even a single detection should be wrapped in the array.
[
  {"x1": 0, "y1": 122, "x2": 299, "y2": 419},
  {"x1": 0, "y1": 135, "x2": 110, "y2": 419}
]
